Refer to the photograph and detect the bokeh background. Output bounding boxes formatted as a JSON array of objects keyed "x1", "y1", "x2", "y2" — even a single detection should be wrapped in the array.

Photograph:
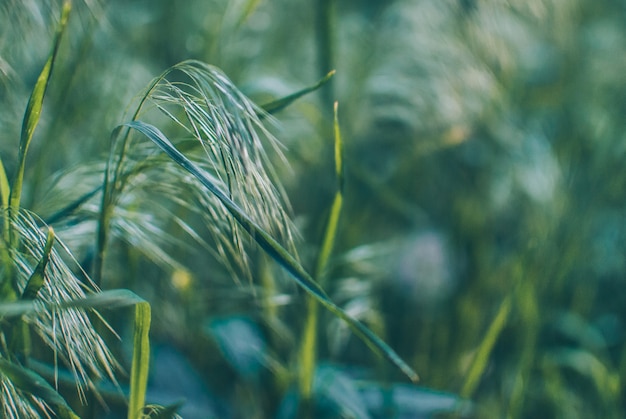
[{"x1": 2, "y1": 0, "x2": 626, "y2": 418}]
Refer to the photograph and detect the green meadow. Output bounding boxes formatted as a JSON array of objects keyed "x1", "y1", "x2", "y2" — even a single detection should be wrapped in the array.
[{"x1": 1, "y1": 1, "x2": 625, "y2": 417}]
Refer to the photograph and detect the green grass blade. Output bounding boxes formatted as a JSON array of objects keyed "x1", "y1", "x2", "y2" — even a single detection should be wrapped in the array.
[
  {"x1": 0, "y1": 358, "x2": 79, "y2": 419},
  {"x1": 21, "y1": 227, "x2": 55, "y2": 300},
  {"x1": 0, "y1": 157, "x2": 9, "y2": 208},
  {"x1": 0, "y1": 158, "x2": 11, "y2": 262},
  {"x1": 315, "y1": 101, "x2": 344, "y2": 280},
  {"x1": 260, "y1": 70, "x2": 336, "y2": 115},
  {"x1": 124, "y1": 120, "x2": 418, "y2": 382},
  {"x1": 129, "y1": 301, "x2": 151, "y2": 419},
  {"x1": 461, "y1": 294, "x2": 512, "y2": 398},
  {"x1": 300, "y1": 101, "x2": 347, "y2": 402},
  {"x1": 10, "y1": 0, "x2": 71, "y2": 211}
]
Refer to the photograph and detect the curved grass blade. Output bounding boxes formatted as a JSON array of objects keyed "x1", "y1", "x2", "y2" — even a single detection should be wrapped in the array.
[
  {"x1": 260, "y1": 70, "x2": 336, "y2": 115},
  {"x1": 125, "y1": 120, "x2": 418, "y2": 382},
  {"x1": 9, "y1": 0, "x2": 71, "y2": 211},
  {"x1": 0, "y1": 358, "x2": 79, "y2": 419}
]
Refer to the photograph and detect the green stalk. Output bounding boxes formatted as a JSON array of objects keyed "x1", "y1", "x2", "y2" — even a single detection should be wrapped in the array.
[
  {"x1": 0, "y1": 158, "x2": 9, "y2": 209},
  {"x1": 460, "y1": 293, "x2": 512, "y2": 398},
  {"x1": 507, "y1": 279, "x2": 540, "y2": 418},
  {"x1": 298, "y1": 102, "x2": 344, "y2": 408},
  {"x1": 128, "y1": 301, "x2": 151, "y2": 419},
  {"x1": 9, "y1": 0, "x2": 71, "y2": 212},
  {"x1": 0, "y1": 157, "x2": 13, "y2": 298}
]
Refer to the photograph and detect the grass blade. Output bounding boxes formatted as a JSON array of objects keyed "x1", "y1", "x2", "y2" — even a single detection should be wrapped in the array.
[
  {"x1": 236, "y1": 0, "x2": 262, "y2": 28},
  {"x1": 21, "y1": 227, "x2": 55, "y2": 300},
  {"x1": 0, "y1": 157, "x2": 9, "y2": 208},
  {"x1": 299, "y1": 101, "x2": 347, "y2": 402},
  {"x1": 315, "y1": 101, "x2": 344, "y2": 280},
  {"x1": 9, "y1": 0, "x2": 71, "y2": 211},
  {"x1": 260, "y1": 70, "x2": 336, "y2": 115},
  {"x1": 128, "y1": 300, "x2": 151, "y2": 419},
  {"x1": 0, "y1": 358, "x2": 79, "y2": 419},
  {"x1": 124, "y1": 120, "x2": 418, "y2": 382},
  {"x1": 461, "y1": 294, "x2": 512, "y2": 398}
]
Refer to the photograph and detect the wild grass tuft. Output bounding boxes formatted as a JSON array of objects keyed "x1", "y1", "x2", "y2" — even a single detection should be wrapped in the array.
[
  {"x1": 0, "y1": 209, "x2": 119, "y2": 413},
  {"x1": 96, "y1": 60, "x2": 298, "y2": 286}
]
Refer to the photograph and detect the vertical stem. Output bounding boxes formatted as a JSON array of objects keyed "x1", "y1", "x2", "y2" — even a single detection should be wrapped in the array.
[
  {"x1": 298, "y1": 296, "x2": 319, "y2": 418},
  {"x1": 298, "y1": 103, "x2": 344, "y2": 416}
]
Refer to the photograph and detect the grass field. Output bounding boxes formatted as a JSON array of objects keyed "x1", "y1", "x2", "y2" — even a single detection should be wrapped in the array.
[{"x1": 1, "y1": 1, "x2": 625, "y2": 417}]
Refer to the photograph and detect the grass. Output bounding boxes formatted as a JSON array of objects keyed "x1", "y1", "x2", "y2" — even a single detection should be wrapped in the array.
[{"x1": 2, "y1": 0, "x2": 626, "y2": 418}]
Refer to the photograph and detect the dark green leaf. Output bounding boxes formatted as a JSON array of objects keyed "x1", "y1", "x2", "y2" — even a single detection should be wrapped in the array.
[{"x1": 10, "y1": 0, "x2": 71, "y2": 211}]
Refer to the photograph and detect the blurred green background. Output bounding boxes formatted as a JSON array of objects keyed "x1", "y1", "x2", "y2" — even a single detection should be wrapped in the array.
[{"x1": 2, "y1": 0, "x2": 626, "y2": 418}]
